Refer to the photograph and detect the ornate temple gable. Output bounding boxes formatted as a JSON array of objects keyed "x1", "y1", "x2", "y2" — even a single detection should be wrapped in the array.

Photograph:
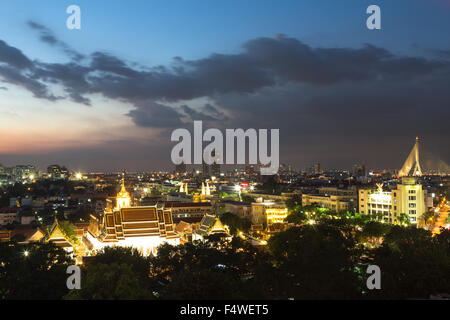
[
  {"x1": 197, "y1": 214, "x2": 228, "y2": 236},
  {"x1": 210, "y1": 218, "x2": 226, "y2": 233},
  {"x1": 46, "y1": 219, "x2": 74, "y2": 249},
  {"x1": 25, "y1": 228, "x2": 45, "y2": 242}
]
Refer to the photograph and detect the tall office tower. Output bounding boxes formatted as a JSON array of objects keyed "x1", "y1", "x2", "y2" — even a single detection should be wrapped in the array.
[
  {"x1": 211, "y1": 150, "x2": 221, "y2": 177},
  {"x1": 353, "y1": 164, "x2": 366, "y2": 177},
  {"x1": 202, "y1": 162, "x2": 211, "y2": 179},
  {"x1": 313, "y1": 163, "x2": 322, "y2": 174}
]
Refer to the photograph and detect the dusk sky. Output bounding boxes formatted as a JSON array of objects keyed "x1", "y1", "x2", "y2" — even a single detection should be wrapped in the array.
[{"x1": 0, "y1": 0, "x2": 449, "y2": 172}]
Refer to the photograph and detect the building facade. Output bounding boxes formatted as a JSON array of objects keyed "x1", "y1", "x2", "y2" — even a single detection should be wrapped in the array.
[
  {"x1": 302, "y1": 187, "x2": 357, "y2": 212},
  {"x1": 358, "y1": 177, "x2": 427, "y2": 225}
]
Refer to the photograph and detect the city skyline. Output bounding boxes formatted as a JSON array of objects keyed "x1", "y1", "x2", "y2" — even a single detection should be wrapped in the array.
[{"x1": 0, "y1": 0, "x2": 449, "y2": 172}]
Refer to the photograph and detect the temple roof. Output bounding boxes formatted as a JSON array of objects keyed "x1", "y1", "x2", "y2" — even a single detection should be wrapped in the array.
[
  {"x1": 196, "y1": 214, "x2": 228, "y2": 236},
  {"x1": 46, "y1": 218, "x2": 74, "y2": 248}
]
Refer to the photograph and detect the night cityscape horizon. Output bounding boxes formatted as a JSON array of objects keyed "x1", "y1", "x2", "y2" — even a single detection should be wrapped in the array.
[{"x1": 0, "y1": 0, "x2": 449, "y2": 308}]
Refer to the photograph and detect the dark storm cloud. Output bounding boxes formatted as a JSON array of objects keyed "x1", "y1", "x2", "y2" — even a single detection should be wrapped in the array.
[
  {"x1": 127, "y1": 101, "x2": 184, "y2": 128},
  {"x1": 0, "y1": 40, "x2": 32, "y2": 69},
  {"x1": 27, "y1": 21, "x2": 85, "y2": 62},
  {"x1": 0, "y1": 25, "x2": 449, "y2": 168},
  {"x1": 180, "y1": 104, "x2": 228, "y2": 121},
  {"x1": 90, "y1": 52, "x2": 141, "y2": 78},
  {"x1": 2, "y1": 32, "x2": 445, "y2": 110},
  {"x1": 0, "y1": 65, "x2": 57, "y2": 100},
  {"x1": 33, "y1": 62, "x2": 93, "y2": 105},
  {"x1": 432, "y1": 49, "x2": 450, "y2": 60}
]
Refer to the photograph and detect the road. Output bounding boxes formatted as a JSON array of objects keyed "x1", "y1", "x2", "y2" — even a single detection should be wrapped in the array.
[{"x1": 431, "y1": 199, "x2": 449, "y2": 235}]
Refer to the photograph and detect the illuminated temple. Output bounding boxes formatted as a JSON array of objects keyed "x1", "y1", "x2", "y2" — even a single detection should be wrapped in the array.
[{"x1": 86, "y1": 176, "x2": 179, "y2": 256}]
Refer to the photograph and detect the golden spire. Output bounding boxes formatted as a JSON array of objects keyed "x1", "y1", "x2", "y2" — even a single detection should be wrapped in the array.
[{"x1": 116, "y1": 171, "x2": 131, "y2": 209}]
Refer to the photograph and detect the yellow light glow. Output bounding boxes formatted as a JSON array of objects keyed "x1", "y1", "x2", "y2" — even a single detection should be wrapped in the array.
[
  {"x1": 370, "y1": 192, "x2": 391, "y2": 203},
  {"x1": 266, "y1": 208, "x2": 288, "y2": 224}
]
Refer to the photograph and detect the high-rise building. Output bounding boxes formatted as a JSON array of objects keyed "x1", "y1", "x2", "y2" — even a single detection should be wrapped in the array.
[
  {"x1": 210, "y1": 150, "x2": 221, "y2": 177},
  {"x1": 13, "y1": 165, "x2": 36, "y2": 182},
  {"x1": 202, "y1": 162, "x2": 210, "y2": 179},
  {"x1": 353, "y1": 164, "x2": 366, "y2": 177},
  {"x1": 313, "y1": 163, "x2": 322, "y2": 174},
  {"x1": 47, "y1": 165, "x2": 69, "y2": 180},
  {"x1": 358, "y1": 177, "x2": 427, "y2": 225}
]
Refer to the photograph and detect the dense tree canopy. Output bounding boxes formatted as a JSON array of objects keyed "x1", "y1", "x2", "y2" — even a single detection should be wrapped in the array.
[
  {"x1": 219, "y1": 212, "x2": 251, "y2": 236},
  {"x1": 64, "y1": 262, "x2": 154, "y2": 300},
  {"x1": 0, "y1": 242, "x2": 73, "y2": 299},
  {"x1": 2, "y1": 206, "x2": 449, "y2": 300}
]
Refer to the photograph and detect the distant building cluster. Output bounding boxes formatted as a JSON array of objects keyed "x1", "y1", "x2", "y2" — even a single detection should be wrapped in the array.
[
  {"x1": 0, "y1": 138, "x2": 449, "y2": 259},
  {"x1": 0, "y1": 164, "x2": 69, "y2": 186}
]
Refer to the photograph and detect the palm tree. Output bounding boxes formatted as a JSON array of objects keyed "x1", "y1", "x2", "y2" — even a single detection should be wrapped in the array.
[
  {"x1": 397, "y1": 213, "x2": 411, "y2": 227},
  {"x1": 420, "y1": 210, "x2": 438, "y2": 230}
]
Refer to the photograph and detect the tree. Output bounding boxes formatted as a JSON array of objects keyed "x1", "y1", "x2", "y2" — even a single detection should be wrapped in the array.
[
  {"x1": 359, "y1": 221, "x2": 391, "y2": 248},
  {"x1": 220, "y1": 212, "x2": 251, "y2": 236},
  {"x1": 261, "y1": 176, "x2": 278, "y2": 194},
  {"x1": 148, "y1": 237, "x2": 272, "y2": 299},
  {"x1": 285, "y1": 210, "x2": 307, "y2": 224},
  {"x1": 241, "y1": 194, "x2": 254, "y2": 203},
  {"x1": 59, "y1": 220, "x2": 81, "y2": 246},
  {"x1": 366, "y1": 226, "x2": 450, "y2": 299},
  {"x1": 88, "y1": 246, "x2": 150, "y2": 281},
  {"x1": 150, "y1": 187, "x2": 162, "y2": 197},
  {"x1": 420, "y1": 210, "x2": 438, "y2": 230},
  {"x1": 434, "y1": 228, "x2": 450, "y2": 252},
  {"x1": 397, "y1": 213, "x2": 411, "y2": 227},
  {"x1": 268, "y1": 225, "x2": 362, "y2": 299},
  {"x1": 285, "y1": 195, "x2": 302, "y2": 211},
  {"x1": 64, "y1": 263, "x2": 154, "y2": 300},
  {"x1": 0, "y1": 242, "x2": 73, "y2": 299}
]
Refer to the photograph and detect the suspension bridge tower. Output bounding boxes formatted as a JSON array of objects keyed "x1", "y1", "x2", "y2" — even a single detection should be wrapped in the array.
[{"x1": 399, "y1": 137, "x2": 423, "y2": 177}]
